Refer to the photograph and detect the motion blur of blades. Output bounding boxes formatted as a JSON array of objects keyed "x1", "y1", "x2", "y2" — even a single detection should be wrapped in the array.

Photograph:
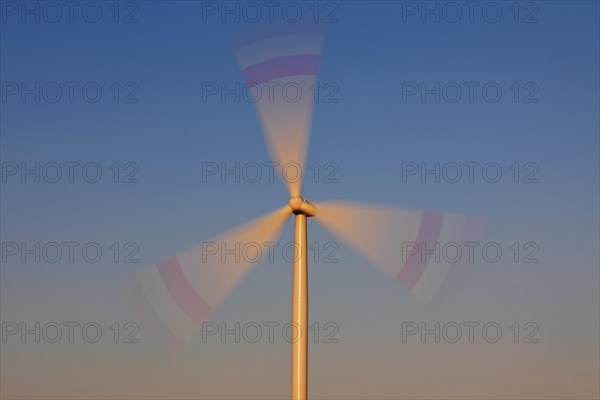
[
  {"x1": 3, "y1": 2, "x2": 598, "y2": 399},
  {"x1": 234, "y1": 24, "x2": 324, "y2": 197},
  {"x1": 315, "y1": 200, "x2": 482, "y2": 304},
  {"x1": 128, "y1": 206, "x2": 291, "y2": 346}
]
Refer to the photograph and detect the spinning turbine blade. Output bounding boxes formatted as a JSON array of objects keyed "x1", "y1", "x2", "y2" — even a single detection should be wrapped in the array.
[
  {"x1": 128, "y1": 206, "x2": 291, "y2": 345},
  {"x1": 234, "y1": 25, "x2": 324, "y2": 197},
  {"x1": 314, "y1": 201, "x2": 481, "y2": 304}
]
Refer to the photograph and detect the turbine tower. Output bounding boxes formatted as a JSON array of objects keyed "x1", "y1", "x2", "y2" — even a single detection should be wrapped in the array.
[
  {"x1": 288, "y1": 196, "x2": 316, "y2": 400},
  {"x1": 129, "y1": 24, "x2": 480, "y2": 400}
]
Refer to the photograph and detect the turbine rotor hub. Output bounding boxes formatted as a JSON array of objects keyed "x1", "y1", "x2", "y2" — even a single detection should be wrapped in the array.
[{"x1": 288, "y1": 196, "x2": 317, "y2": 217}]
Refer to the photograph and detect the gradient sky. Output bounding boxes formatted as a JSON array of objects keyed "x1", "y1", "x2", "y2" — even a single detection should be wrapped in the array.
[{"x1": 1, "y1": 1, "x2": 599, "y2": 399}]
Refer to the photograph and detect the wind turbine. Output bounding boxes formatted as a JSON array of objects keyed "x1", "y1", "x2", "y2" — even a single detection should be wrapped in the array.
[{"x1": 129, "y1": 24, "x2": 480, "y2": 400}]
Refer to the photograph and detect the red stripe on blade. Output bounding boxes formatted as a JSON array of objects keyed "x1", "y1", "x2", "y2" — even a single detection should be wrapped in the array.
[
  {"x1": 395, "y1": 211, "x2": 444, "y2": 290},
  {"x1": 124, "y1": 273, "x2": 184, "y2": 354},
  {"x1": 242, "y1": 54, "x2": 319, "y2": 85},
  {"x1": 157, "y1": 257, "x2": 213, "y2": 325}
]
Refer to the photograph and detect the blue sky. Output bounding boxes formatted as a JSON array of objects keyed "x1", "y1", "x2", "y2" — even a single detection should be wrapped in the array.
[{"x1": 1, "y1": 1, "x2": 599, "y2": 398}]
